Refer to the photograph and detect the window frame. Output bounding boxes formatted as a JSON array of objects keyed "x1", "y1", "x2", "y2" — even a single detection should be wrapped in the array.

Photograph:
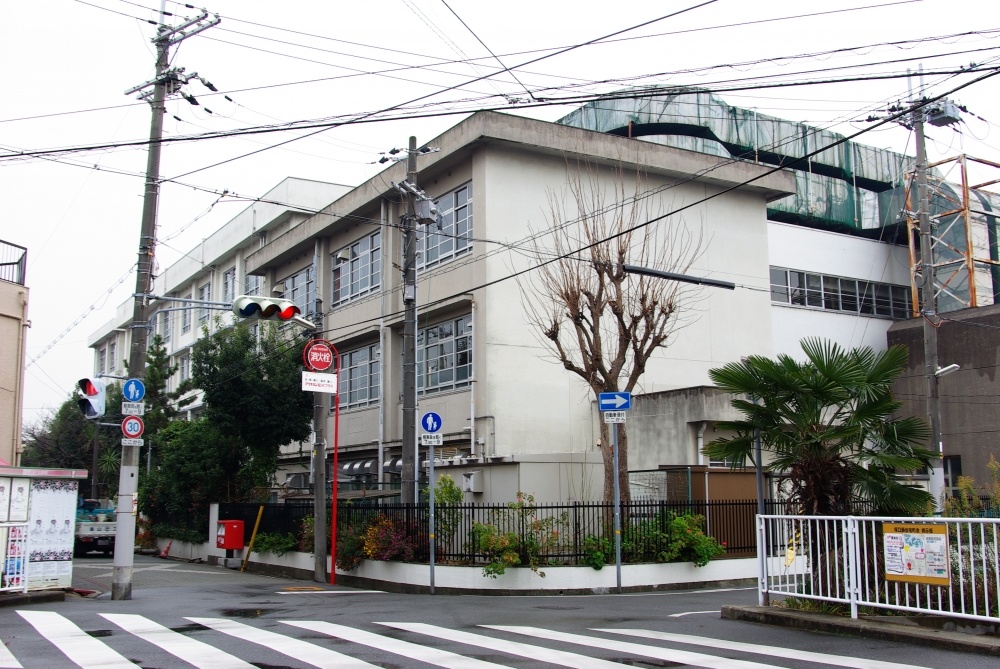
[
  {"x1": 222, "y1": 267, "x2": 236, "y2": 304},
  {"x1": 181, "y1": 293, "x2": 193, "y2": 333},
  {"x1": 417, "y1": 182, "x2": 472, "y2": 271},
  {"x1": 417, "y1": 314, "x2": 473, "y2": 396},
  {"x1": 338, "y1": 342, "x2": 381, "y2": 410},
  {"x1": 280, "y1": 266, "x2": 315, "y2": 317},
  {"x1": 198, "y1": 282, "x2": 212, "y2": 326},
  {"x1": 332, "y1": 231, "x2": 381, "y2": 306},
  {"x1": 769, "y1": 266, "x2": 910, "y2": 320}
]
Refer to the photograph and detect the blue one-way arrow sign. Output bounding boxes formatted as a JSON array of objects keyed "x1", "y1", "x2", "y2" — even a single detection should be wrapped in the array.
[{"x1": 598, "y1": 392, "x2": 631, "y2": 411}]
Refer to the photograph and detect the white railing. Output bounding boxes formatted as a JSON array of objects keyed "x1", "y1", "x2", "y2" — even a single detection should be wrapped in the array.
[
  {"x1": 758, "y1": 514, "x2": 1000, "y2": 623},
  {"x1": 1, "y1": 522, "x2": 28, "y2": 593}
]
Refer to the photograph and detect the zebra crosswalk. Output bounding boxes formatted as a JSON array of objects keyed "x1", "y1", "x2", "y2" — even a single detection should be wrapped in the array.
[{"x1": 1, "y1": 611, "x2": 936, "y2": 669}]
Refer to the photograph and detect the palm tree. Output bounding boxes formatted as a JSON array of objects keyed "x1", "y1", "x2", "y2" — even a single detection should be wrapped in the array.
[{"x1": 703, "y1": 338, "x2": 935, "y2": 516}]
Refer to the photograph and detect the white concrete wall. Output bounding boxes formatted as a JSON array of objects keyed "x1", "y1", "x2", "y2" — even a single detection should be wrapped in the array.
[{"x1": 768, "y1": 221, "x2": 911, "y2": 358}]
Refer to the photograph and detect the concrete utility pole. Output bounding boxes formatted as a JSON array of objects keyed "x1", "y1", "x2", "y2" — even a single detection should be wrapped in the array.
[
  {"x1": 312, "y1": 297, "x2": 328, "y2": 583},
  {"x1": 401, "y1": 136, "x2": 419, "y2": 505},
  {"x1": 115, "y1": 5, "x2": 219, "y2": 601}
]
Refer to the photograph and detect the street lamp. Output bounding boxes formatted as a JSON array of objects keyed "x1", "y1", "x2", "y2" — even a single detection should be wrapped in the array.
[{"x1": 617, "y1": 264, "x2": 738, "y2": 592}]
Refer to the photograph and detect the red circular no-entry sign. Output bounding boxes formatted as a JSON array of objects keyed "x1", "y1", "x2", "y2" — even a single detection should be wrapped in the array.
[{"x1": 303, "y1": 340, "x2": 335, "y2": 372}]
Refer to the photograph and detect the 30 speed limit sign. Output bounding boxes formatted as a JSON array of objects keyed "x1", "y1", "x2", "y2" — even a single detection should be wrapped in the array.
[{"x1": 121, "y1": 416, "x2": 145, "y2": 439}]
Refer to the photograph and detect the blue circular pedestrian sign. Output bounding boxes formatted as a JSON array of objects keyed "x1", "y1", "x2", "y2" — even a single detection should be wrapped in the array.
[
  {"x1": 124, "y1": 378, "x2": 146, "y2": 402},
  {"x1": 421, "y1": 412, "x2": 443, "y2": 433}
]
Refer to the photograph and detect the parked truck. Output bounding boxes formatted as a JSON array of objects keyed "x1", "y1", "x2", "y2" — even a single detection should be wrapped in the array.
[{"x1": 75, "y1": 499, "x2": 116, "y2": 557}]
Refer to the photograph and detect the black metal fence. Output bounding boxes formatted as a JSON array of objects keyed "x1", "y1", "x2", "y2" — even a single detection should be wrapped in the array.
[
  {"x1": 218, "y1": 501, "x2": 314, "y2": 539},
  {"x1": 220, "y1": 498, "x2": 787, "y2": 565}
]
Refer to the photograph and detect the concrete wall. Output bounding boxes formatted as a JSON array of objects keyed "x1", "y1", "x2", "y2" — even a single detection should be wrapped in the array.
[
  {"x1": 768, "y1": 221, "x2": 911, "y2": 358},
  {"x1": 888, "y1": 304, "x2": 1000, "y2": 487}
]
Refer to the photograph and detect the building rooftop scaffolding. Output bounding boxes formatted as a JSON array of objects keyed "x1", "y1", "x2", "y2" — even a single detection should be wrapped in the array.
[{"x1": 557, "y1": 87, "x2": 914, "y2": 237}]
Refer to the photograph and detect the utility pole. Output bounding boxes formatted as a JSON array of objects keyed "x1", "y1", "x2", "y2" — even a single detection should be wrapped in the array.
[
  {"x1": 401, "y1": 136, "x2": 419, "y2": 505},
  {"x1": 115, "y1": 5, "x2": 219, "y2": 601},
  {"x1": 311, "y1": 297, "x2": 328, "y2": 583},
  {"x1": 914, "y1": 103, "x2": 944, "y2": 512}
]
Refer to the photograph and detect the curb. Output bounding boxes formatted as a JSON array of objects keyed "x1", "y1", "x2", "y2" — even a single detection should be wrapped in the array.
[
  {"x1": 0, "y1": 590, "x2": 66, "y2": 609},
  {"x1": 722, "y1": 605, "x2": 1000, "y2": 657}
]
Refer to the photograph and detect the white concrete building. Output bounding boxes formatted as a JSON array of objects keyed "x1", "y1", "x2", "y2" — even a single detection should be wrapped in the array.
[{"x1": 89, "y1": 95, "x2": 920, "y2": 504}]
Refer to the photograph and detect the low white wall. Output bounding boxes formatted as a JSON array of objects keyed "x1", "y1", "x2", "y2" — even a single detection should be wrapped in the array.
[{"x1": 336, "y1": 558, "x2": 756, "y2": 592}]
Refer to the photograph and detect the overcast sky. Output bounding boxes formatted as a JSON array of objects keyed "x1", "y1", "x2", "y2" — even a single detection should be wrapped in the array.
[{"x1": 5, "y1": 0, "x2": 999, "y2": 429}]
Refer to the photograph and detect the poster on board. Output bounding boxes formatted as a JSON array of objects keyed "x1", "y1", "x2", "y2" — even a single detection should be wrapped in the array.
[
  {"x1": 7, "y1": 478, "x2": 29, "y2": 522},
  {"x1": 0, "y1": 476, "x2": 11, "y2": 522},
  {"x1": 882, "y1": 522, "x2": 950, "y2": 586},
  {"x1": 25, "y1": 479, "x2": 77, "y2": 589}
]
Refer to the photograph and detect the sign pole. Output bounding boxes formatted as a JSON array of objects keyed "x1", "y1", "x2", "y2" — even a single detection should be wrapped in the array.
[
  {"x1": 420, "y1": 411, "x2": 443, "y2": 595},
  {"x1": 599, "y1": 391, "x2": 631, "y2": 596},
  {"x1": 612, "y1": 421, "x2": 622, "y2": 594},
  {"x1": 428, "y1": 436, "x2": 435, "y2": 595}
]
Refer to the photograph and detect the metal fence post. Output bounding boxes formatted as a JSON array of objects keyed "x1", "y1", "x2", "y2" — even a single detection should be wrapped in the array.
[
  {"x1": 756, "y1": 514, "x2": 768, "y2": 607},
  {"x1": 846, "y1": 516, "x2": 859, "y2": 619}
]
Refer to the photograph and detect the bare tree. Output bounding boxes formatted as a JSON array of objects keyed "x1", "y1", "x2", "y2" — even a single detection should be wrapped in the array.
[{"x1": 519, "y1": 161, "x2": 703, "y2": 503}]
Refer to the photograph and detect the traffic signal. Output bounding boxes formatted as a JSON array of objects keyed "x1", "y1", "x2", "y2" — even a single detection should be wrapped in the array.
[
  {"x1": 77, "y1": 378, "x2": 107, "y2": 419},
  {"x1": 232, "y1": 295, "x2": 302, "y2": 321}
]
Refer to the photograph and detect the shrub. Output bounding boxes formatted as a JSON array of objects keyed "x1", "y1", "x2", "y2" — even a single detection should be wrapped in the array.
[
  {"x1": 297, "y1": 515, "x2": 315, "y2": 552},
  {"x1": 362, "y1": 516, "x2": 416, "y2": 562},
  {"x1": 336, "y1": 524, "x2": 367, "y2": 572},
  {"x1": 252, "y1": 532, "x2": 298, "y2": 556}
]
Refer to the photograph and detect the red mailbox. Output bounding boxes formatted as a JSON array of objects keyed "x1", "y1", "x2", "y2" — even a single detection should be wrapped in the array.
[{"x1": 216, "y1": 520, "x2": 244, "y2": 550}]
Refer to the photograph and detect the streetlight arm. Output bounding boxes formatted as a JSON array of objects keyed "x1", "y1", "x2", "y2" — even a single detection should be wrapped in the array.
[{"x1": 621, "y1": 265, "x2": 735, "y2": 290}]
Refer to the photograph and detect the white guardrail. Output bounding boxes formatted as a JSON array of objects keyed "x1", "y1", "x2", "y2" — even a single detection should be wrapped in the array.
[
  {"x1": 757, "y1": 514, "x2": 1000, "y2": 623},
  {"x1": 1, "y1": 522, "x2": 28, "y2": 593}
]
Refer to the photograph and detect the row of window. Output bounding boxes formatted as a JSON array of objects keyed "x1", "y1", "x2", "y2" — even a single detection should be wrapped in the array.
[
  {"x1": 336, "y1": 314, "x2": 473, "y2": 411},
  {"x1": 769, "y1": 267, "x2": 912, "y2": 320},
  {"x1": 331, "y1": 182, "x2": 473, "y2": 307},
  {"x1": 152, "y1": 183, "x2": 472, "y2": 345}
]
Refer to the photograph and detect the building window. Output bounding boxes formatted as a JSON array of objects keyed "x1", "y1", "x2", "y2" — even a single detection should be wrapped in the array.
[
  {"x1": 332, "y1": 231, "x2": 381, "y2": 305},
  {"x1": 339, "y1": 343, "x2": 380, "y2": 410},
  {"x1": 179, "y1": 354, "x2": 191, "y2": 382},
  {"x1": 770, "y1": 267, "x2": 910, "y2": 320},
  {"x1": 108, "y1": 342, "x2": 116, "y2": 372},
  {"x1": 708, "y1": 455, "x2": 745, "y2": 468},
  {"x1": 222, "y1": 267, "x2": 236, "y2": 304},
  {"x1": 198, "y1": 282, "x2": 212, "y2": 325},
  {"x1": 418, "y1": 315, "x2": 472, "y2": 395},
  {"x1": 245, "y1": 274, "x2": 262, "y2": 297},
  {"x1": 98, "y1": 347, "x2": 107, "y2": 375},
  {"x1": 181, "y1": 293, "x2": 192, "y2": 332},
  {"x1": 160, "y1": 308, "x2": 172, "y2": 342},
  {"x1": 418, "y1": 182, "x2": 472, "y2": 270},
  {"x1": 281, "y1": 266, "x2": 315, "y2": 316},
  {"x1": 944, "y1": 456, "x2": 962, "y2": 498}
]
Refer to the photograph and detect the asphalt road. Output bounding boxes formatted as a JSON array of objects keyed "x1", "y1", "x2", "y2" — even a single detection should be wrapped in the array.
[{"x1": 1, "y1": 554, "x2": 995, "y2": 668}]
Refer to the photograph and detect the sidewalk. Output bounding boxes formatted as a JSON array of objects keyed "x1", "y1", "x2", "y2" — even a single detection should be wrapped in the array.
[
  {"x1": 1, "y1": 554, "x2": 300, "y2": 608},
  {"x1": 723, "y1": 605, "x2": 1000, "y2": 657}
]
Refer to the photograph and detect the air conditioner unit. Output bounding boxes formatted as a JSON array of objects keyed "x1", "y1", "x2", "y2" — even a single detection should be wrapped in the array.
[{"x1": 462, "y1": 470, "x2": 483, "y2": 494}]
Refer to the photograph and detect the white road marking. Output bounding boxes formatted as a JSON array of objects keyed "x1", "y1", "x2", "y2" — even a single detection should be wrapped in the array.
[
  {"x1": 668, "y1": 610, "x2": 721, "y2": 617},
  {"x1": 0, "y1": 638, "x2": 23, "y2": 669},
  {"x1": 287, "y1": 620, "x2": 513, "y2": 669},
  {"x1": 189, "y1": 618, "x2": 378, "y2": 669},
  {"x1": 276, "y1": 589, "x2": 386, "y2": 595},
  {"x1": 101, "y1": 613, "x2": 255, "y2": 669},
  {"x1": 381, "y1": 622, "x2": 653, "y2": 668},
  {"x1": 600, "y1": 629, "x2": 934, "y2": 669},
  {"x1": 16, "y1": 611, "x2": 137, "y2": 669},
  {"x1": 487, "y1": 625, "x2": 786, "y2": 669}
]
